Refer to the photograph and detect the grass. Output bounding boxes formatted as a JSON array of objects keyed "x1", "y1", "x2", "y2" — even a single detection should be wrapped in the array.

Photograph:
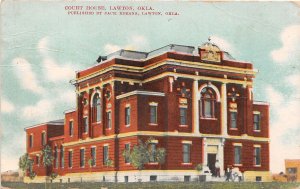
[{"x1": 2, "y1": 181, "x2": 300, "y2": 189}]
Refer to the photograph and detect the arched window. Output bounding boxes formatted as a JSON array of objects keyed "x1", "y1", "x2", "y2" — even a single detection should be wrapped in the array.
[
  {"x1": 92, "y1": 93, "x2": 101, "y2": 122},
  {"x1": 200, "y1": 87, "x2": 215, "y2": 118}
]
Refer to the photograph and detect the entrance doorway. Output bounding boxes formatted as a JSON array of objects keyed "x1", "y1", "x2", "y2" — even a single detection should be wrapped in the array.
[{"x1": 207, "y1": 153, "x2": 217, "y2": 176}]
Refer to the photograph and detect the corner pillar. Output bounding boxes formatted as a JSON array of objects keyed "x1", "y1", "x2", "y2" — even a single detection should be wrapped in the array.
[
  {"x1": 221, "y1": 82, "x2": 228, "y2": 136},
  {"x1": 193, "y1": 79, "x2": 200, "y2": 134}
]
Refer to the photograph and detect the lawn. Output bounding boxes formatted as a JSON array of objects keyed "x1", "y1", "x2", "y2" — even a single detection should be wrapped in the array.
[{"x1": 2, "y1": 181, "x2": 300, "y2": 189}]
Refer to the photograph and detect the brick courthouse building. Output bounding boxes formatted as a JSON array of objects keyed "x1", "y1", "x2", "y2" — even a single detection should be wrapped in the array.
[{"x1": 24, "y1": 40, "x2": 271, "y2": 182}]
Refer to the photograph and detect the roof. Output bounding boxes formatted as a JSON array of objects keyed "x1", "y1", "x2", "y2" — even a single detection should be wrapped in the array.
[
  {"x1": 24, "y1": 119, "x2": 64, "y2": 131},
  {"x1": 97, "y1": 44, "x2": 196, "y2": 63}
]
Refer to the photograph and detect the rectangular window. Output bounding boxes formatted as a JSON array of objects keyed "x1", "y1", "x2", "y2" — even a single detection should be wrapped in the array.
[
  {"x1": 69, "y1": 121, "x2": 74, "y2": 136},
  {"x1": 254, "y1": 147, "x2": 261, "y2": 166},
  {"x1": 183, "y1": 144, "x2": 191, "y2": 163},
  {"x1": 149, "y1": 143, "x2": 157, "y2": 163},
  {"x1": 29, "y1": 135, "x2": 33, "y2": 148},
  {"x1": 83, "y1": 117, "x2": 88, "y2": 133},
  {"x1": 253, "y1": 114, "x2": 260, "y2": 130},
  {"x1": 36, "y1": 156, "x2": 40, "y2": 166},
  {"x1": 91, "y1": 147, "x2": 96, "y2": 166},
  {"x1": 125, "y1": 107, "x2": 130, "y2": 125},
  {"x1": 234, "y1": 146, "x2": 242, "y2": 165},
  {"x1": 68, "y1": 151, "x2": 73, "y2": 168},
  {"x1": 80, "y1": 148, "x2": 85, "y2": 168},
  {"x1": 60, "y1": 146, "x2": 64, "y2": 168},
  {"x1": 125, "y1": 143, "x2": 130, "y2": 163},
  {"x1": 103, "y1": 146, "x2": 109, "y2": 165},
  {"x1": 106, "y1": 112, "x2": 112, "y2": 129},
  {"x1": 180, "y1": 107, "x2": 187, "y2": 125},
  {"x1": 230, "y1": 112, "x2": 237, "y2": 128},
  {"x1": 54, "y1": 146, "x2": 58, "y2": 168},
  {"x1": 41, "y1": 132, "x2": 46, "y2": 146},
  {"x1": 287, "y1": 168, "x2": 297, "y2": 174},
  {"x1": 150, "y1": 105, "x2": 157, "y2": 124}
]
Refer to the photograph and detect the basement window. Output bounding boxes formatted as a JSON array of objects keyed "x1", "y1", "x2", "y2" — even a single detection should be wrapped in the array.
[{"x1": 150, "y1": 175, "x2": 157, "y2": 182}]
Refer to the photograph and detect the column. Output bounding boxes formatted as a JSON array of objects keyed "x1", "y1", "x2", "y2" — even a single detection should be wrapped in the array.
[
  {"x1": 221, "y1": 82, "x2": 228, "y2": 136},
  {"x1": 193, "y1": 79, "x2": 200, "y2": 134},
  {"x1": 218, "y1": 138, "x2": 225, "y2": 176},
  {"x1": 203, "y1": 138, "x2": 207, "y2": 167}
]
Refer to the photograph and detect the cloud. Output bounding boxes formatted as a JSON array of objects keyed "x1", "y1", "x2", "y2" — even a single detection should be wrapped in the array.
[
  {"x1": 12, "y1": 58, "x2": 45, "y2": 94},
  {"x1": 37, "y1": 36, "x2": 49, "y2": 55},
  {"x1": 1, "y1": 98, "x2": 15, "y2": 113},
  {"x1": 210, "y1": 35, "x2": 235, "y2": 54},
  {"x1": 104, "y1": 44, "x2": 122, "y2": 54},
  {"x1": 271, "y1": 25, "x2": 300, "y2": 64},
  {"x1": 266, "y1": 84, "x2": 300, "y2": 173},
  {"x1": 22, "y1": 99, "x2": 54, "y2": 122},
  {"x1": 43, "y1": 59, "x2": 75, "y2": 82},
  {"x1": 103, "y1": 34, "x2": 149, "y2": 54}
]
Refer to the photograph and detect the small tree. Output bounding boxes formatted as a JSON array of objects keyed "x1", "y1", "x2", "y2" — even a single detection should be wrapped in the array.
[
  {"x1": 123, "y1": 137, "x2": 166, "y2": 170},
  {"x1": 19, "y1": 153, "x2": 31, "y2": 172},
  {"x1": 41, "y1": 145, "x2": 54, "y2": 167},
  {"x1": 19, "y1": 153, "x2": 35, "y2": 179}
]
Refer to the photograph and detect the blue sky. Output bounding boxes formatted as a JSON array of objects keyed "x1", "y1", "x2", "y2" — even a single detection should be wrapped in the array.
[{"x1": 1, "y1": 1, "x2": 299, "y2": 173}]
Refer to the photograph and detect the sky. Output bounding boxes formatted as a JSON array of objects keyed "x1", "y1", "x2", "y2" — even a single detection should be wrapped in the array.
[{"x1": 1, "y1": 1, "x2": 300, "y2": 173}]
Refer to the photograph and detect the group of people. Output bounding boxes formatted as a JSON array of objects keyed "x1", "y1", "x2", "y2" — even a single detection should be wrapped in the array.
[{"x1": 212, "y1": 160, "x2": 243, "y2": 182}]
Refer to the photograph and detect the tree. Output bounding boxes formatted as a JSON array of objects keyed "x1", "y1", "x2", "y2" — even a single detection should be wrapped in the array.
[
  {"x1": 123, "y1": 137, "x2": 166, "y2": 170},
  {"x1": 41, "y1": 145, "x2": 54, "y2": 167},
  {"x1": 19, "y1": 153, "x2": 35, "y2": 179},
  {"x1": 19, "y1": 153, "x2": 32, "y2": 172}
]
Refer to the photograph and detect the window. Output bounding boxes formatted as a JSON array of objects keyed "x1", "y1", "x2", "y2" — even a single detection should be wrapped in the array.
[
  {"x1": 287, "y1": 168, "x2": 297, "y2": 174},
  {"x1": 234, "y1": 146, "x2": 242, "y2": 165},
  {"x1": 60, "y1": 146, "x2": 64, "y2": 168},
  {"x1": 103, "y1": 146, "x2": 109, "y2": 165},
  {"x1": 80, "y1": 148, "x2": 85, "y2": 167},
  {"x1": 253, "y1": 114, "x2": 260, "y2": 130},
  {"x1": 180, "y1": 107, "x2": 187, "y2": 125},
  {"x1": 124, "y1": 176, "x2": 129, "y2": 183},
  {"x1": 36, "y1": 156, "x2": 40, "y2": 166},
  {"x1": 125, "y1": 143, "x2": 130, "y2": 163},
  {"x1": 183, "y1": 144, "x2": 191, "y2": 163},
  {"x1": 150, "y1": 105, "x2": 157, "y2": 124},
  {"x1": 83, "y1": 117, "x2": 88, "y2": 133},
  {"x1": 150, "y1": 175, "x2": 157, "y2": 182},
  {"x1": 125, "y1": 107, "x2": 131, "y2": 125},
  {"x1": 68, "y1": 151, "x2": 73, "y2": 168},
  {"x1": 91, "y1": 147, "x2": 96, "y2": 166},
  {"x1": 106, "y1": 112, "x2": 112, "y2": 129},
  {"x1": 200, "y1": 87, "x2": 215, "y2": 118},
  {"x1": 230, "y1": 112, "x2": 237, "y2": 128},
  {"x1": 149, "y1": 143, "x2": 157, "y2": 163},
  {"x1": 69, "y1": 121, "x2": 74, "y2": 136},
  {"x1": 92, "y1": 93, "x2": 101, "y2": 122},
  {"x1": 41, "y1": 132, "x2": 46, "y2": 146},
  {"x1": 254, "y1": 147, "x2": 261, "y2": 166},
  {"x1": 184, "y1": 175, "x2": 191, "y2": 182},
  {"x1": 54, "y1": 146, "x2": 58, "y2": 168},
  {"x1": 29, "y1": 135, "x2": 33, "y2": 148}
]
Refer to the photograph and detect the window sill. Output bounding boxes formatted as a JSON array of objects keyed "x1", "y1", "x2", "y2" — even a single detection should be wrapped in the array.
[
  {"x1": 200, "y1": 117, "x2": 217, "y2": 120},
  {"x1": 125, "y1": 163, "x2": 131, "y2": 165},
  {"x1": 233, "y1": 164, "x2": 243, "y2": 167},
  {"x1": 230, "y1": 128, "x2": 238, "y2": 130},
  {"x1": 149, "y1": 123, "x2": 158, "y2": 126},
  {"x1": 181, "y1": 163, "x2": 192, "y2": 165},
  {"x1": 68, "y1": 167, "x2": 72, "y2": 169},
  {"x1": 125, "y1": 124, "x2": 130, "y2": 127},
  {"x1": 105, "y1": 128, "x2": 112, "y2": 130},
  {"x1": 254, "y1": 165, "x2": 261, "y2": 167},
  {"x1": 179, "y1": 125, "x2": 188, "y2": 127},
  {"x1": 253, "y1": 130, "x2": 261, "y2": 132},
  {"x1": 148, "y1": 162, "x2": 159, "y2": 165},
  {"x1": 80, "y1": 166, "x2": 85, "y2": 168}
]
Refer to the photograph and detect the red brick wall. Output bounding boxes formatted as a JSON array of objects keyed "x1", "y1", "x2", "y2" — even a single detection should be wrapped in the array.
[
  {"x1": 251, "y1": 104, "x2": 269, "y2": 138},
  {"x1": 224, "y1": 139, "x2": 269, "y2": 172},
  {"x1": 64, "y1": 111, "x2": 79, "y2": 143},
  {"x1": 118, "y1": 96, "x2": 138, "y2": 134},
  {"x1": 26, "y1": 125, "x2": 47, "y2": 153}
]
